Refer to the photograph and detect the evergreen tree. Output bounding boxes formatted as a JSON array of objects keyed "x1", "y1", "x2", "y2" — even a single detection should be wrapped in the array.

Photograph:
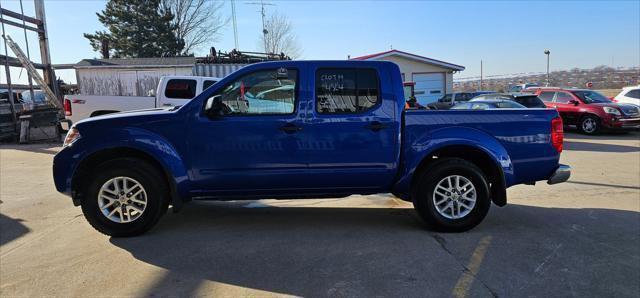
[{"x1": 85, "y1": 0, "x2": 185, "y2": 58}]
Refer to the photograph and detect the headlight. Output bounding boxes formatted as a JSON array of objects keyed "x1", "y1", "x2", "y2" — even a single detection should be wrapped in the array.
[
  {"x1": 603, "y1": 107, "x2": 621, "y2": 115},
  {"x1": 63, "y1": 127, "x2": 81, "y2": 147}
]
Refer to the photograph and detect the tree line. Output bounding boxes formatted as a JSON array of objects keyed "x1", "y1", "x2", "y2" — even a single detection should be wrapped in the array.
[{"x1": 85, "y1": 0, "x2": 300, "y2": 59}]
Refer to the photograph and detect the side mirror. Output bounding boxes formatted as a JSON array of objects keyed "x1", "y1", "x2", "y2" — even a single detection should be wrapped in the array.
[
  {"x1": 569, "y1": 99, "x2": 580, "y2": 106},
  {"x1": 204, "y1": 95, "x2": 230, "y2": 118}
]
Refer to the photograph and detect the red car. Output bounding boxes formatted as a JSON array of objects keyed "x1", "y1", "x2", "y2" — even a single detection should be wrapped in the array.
[{"x1": 530, "y1": 88, "x2": 640, "y2": 134}]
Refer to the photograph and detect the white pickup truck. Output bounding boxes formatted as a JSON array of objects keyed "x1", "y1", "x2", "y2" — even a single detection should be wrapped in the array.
[{"x1": 63, "y1": 75, "x2": 220, "y2": 126}]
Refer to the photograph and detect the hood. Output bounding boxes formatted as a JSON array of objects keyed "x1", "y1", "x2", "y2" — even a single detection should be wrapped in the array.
[
  {"x1": 74, "y1": 108, "x2": 179, "y2": 130},
  {"x1": 589, "y1": 102, "x2": 640, "y2": 116}
]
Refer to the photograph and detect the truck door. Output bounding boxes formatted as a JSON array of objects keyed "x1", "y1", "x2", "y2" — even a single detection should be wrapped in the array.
[
  {"x1": 303, "y1": 67, "x2": 399, "y2": 192},
  {"x1": 187, "y1": 67, "x2": 308, "y2": 194}
]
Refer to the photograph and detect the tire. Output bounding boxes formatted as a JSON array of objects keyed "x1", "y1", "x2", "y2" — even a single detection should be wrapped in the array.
[
  {"x1": 412, "y1": 158, "x2": 491, "y2": 232},
  {"x1": 578, "y1": 115, "x2": 600, "y2": 135},
  {"x1": 80, "y1": 158, "x2": 169, "y2": 237}
]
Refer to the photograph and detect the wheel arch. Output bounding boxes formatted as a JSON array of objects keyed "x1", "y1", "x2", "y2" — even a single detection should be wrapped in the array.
[
  {"x1": 71, "y1": 146, "x2": 187, "y2": 210},
  {"x1": 393, "y1": 126, "x2": 514, "y2": 206},
  {"x1": 411, "y1": 145, "x2": 508, "y2": 207}
]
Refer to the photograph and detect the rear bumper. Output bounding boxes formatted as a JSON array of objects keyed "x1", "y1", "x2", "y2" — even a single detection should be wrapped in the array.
[{"x1": 547, "y1": 164, "x2": 571, "y2": 185}]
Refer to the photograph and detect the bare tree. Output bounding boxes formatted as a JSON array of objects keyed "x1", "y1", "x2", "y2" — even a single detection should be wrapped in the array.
[
  {"x1": 162, "y1": 0, "x2": 228, "y2": 55},
  {"x1": 261, "y1": 12, "x2": 301, "y2": 58}
]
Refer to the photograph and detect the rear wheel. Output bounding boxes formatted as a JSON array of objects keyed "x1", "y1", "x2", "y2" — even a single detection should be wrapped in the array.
[
  {"x1": 578, "y1": 115, "x2": 600, "y2": 134},
  {"x1": 412, "y1": 158, "x2": 491, "y2": 232},
  {"x1": 81, "y1": 158, "x2": 168, "y2": 237}
]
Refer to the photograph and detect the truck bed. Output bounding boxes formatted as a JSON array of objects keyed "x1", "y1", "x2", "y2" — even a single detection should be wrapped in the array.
[{"x1": 403, "y1": 108, "x2": 561, "y2": 186}]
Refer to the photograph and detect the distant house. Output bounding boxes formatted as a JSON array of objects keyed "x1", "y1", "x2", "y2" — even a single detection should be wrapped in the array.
[
  {"x1": 351, "y1": 50, "x2": 465, "y2": 104},
  {"x1": 74, "y1": 57, "x2": 246, "y2": 96}
]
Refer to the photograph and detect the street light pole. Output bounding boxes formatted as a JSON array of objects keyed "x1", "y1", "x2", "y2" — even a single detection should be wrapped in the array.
[{"x1": 544, "y1": 49, "x2": 550, "y2": 86}]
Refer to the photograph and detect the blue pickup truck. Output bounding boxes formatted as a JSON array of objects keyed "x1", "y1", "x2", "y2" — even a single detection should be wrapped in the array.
[{"x1": 53, "y1": 60, "x2": 570, "y2": 237}]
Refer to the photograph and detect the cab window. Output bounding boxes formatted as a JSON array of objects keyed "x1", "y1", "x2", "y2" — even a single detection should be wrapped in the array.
[
  {"x1": 211, "y1": 69, "x2": 297, "y2": 115},
  {"x1": 165, "y1": 79, "x2": 197, "y2": 99},
  {"x1": 316, "y1": 68, "x2": 380, "y2": 114}
]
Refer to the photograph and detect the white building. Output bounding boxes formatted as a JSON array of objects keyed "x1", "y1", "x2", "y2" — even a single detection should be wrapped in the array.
[{"x1": 351, "y1": 50, "x2": 465, "y2": 104}]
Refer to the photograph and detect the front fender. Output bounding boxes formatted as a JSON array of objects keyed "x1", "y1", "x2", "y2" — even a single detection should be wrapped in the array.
[
  {"x1": 56, "y1": 127, "x2": 190, "y2": 206},
  {"x1": 393, "y1": 126, "x2": 514, "y2": 195}
]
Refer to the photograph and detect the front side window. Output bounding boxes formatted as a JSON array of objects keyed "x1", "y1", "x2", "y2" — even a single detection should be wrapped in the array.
[
  {"x1": 456, "y1": 93, "x2": 472, "y2": 102},
  {"x1": 212, "y1": 69, "x2": 297, "y2": 115},
  {"x1": 316, "y1": 68, "x2": 379, "y2": 114},
  {"x1": 165, "y1": 79, "x2": 197, "y2": 99},
  {"x1": 572, "y1": 90, "x2": 610, "y2": 103}
]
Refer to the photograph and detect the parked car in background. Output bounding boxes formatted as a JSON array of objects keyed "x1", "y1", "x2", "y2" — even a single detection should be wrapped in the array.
[
  {"x1": 613, "y1": 85, "x2": 640, "y2": 106},
  {"x1": 532, "y1": 87, "x2": 640, "y2": 134},
  {"x1": 53, "y1": 60, "x2": 570, "y2": 236},
  {"x1": 64, "y1": 75, "x2": 221, "y2": 127},
  {"x1": 472, "y1": 93, "x2": 547, "y2": 108},
  {"x1": 427, "y1": 92, "x2": 475, "y2": 109},
  {"x1": 452, "y1": 100, "x2": 527, "y2": 110},
  {"x1": 508, "y1": 83, "x2": 540, "y2": 93}
]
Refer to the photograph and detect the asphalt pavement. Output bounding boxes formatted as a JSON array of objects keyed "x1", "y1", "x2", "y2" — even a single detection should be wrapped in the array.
[{"x1": 1, "y1": 131, "x2": 639, "y2": 297}]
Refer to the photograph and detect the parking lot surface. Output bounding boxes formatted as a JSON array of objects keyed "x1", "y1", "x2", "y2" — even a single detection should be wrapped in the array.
[{"x1": 1, "y1": 132, "x2": 639, "y2": 297}]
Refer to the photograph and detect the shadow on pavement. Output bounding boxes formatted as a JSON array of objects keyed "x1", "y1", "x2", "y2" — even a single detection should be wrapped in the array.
[
  {"x1": 109, "y1": 201, "x2": 640, "y2": 297},
  {"x1": 564, "y1": 140, "x2": 640, "y2": 153},
  {"x1": 0, "y1": 213, "x2": 30, "y2": 246}
]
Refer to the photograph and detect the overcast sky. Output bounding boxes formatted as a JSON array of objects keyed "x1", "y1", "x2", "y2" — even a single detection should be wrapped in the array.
[{"x1": 1, "y1": 0, "x2": 639, "y2": 84}]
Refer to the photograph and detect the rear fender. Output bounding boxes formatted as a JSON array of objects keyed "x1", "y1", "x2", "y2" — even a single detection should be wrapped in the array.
[{"x1": 393, "y1": 126, "x2": 514, "y2": 205}]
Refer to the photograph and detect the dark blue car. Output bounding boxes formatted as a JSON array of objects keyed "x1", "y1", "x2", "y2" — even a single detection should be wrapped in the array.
[{"x1": 53, "y1": 60, "x2": 570, "y2": 236}]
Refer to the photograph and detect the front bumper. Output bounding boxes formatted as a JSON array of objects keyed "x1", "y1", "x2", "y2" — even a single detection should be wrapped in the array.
[
  {"x1": 605, "y1": 117, "x2": 640, "y2": 130},
  {"x1": 547, "y1": 164, "x2": 571, "y2": 185}
]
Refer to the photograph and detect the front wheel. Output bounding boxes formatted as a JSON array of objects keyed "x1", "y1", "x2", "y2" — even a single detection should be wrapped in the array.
[
  {"x1": 81, "y1": 158, "x2": 169, "y2": 237},
  {"x1": 578, "y1": 115, "x2": 600, "y2": 135},
  {"x1": 412, "y1": 158, "x2": 491, "y2": 232}
]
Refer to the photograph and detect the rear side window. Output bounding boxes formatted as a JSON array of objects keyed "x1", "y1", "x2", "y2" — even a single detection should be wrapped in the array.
[
  {"x1": 439, "y1": 94, "x2": 452, "y2": 102},
  {"x1": 538, "y1": 92, "x2": 555, "y2": 102},
  {"x1": 514, "y1": 96, "x2": 546, "y2": 108},
  {"x1": 555, "y1": 92, "x2": 574, "y2": 103},
  {"x1": 456, "y1": 93, "x2": 473, "y2": 102},
  {"x1": 624, "y1": 89, "x2": 640, "y2": 99},
  {"x1": 165, "y1": 79, "x2": 197, "y2": 99},
  {"x1": 316, "y1": 68, "x2": 379, "y2": 114},
  {"x1": 203, "y1": 80, "x2": 217, "y2": 90}
]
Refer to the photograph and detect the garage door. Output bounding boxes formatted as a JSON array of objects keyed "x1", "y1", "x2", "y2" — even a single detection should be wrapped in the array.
[{"x1": 413, "y1": 73, "x2": 444, "y2": 104}]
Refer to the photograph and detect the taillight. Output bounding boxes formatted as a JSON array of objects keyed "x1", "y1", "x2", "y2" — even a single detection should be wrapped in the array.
[
  {"x1": 64, "y1": 98, "x2": 72, "y2": 116},
  {"x1": 551, "y1": 116, "x2": 563, "y2": 153}
]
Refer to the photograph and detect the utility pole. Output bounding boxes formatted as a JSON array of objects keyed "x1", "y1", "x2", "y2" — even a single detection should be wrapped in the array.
[
  {"x1": 544, "y1": 49, "x2": 550, "y2": 86},
  {"x1": 480, "y1": 60, "x2": 483, "y2": 91},
  {"x1": 246, "y1": 1, "x2": 274, "y2": 53},
  {"x1": 231, "y1": 0, "x2": 239, "y2": 50}
]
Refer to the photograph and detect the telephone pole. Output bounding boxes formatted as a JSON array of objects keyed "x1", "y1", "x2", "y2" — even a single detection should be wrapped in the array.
[
  {"x1": 480, "y1": 60, "x2": 483, "y2": 91},
  {"x1": 231, "y1": 0, "x2": 239, "y2": 50},
  {"x1": 246, "y1": 1, "x2": 274, "y2": 53}
]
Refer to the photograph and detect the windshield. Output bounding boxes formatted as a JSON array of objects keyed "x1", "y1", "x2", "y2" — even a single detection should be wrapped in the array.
[{"x1": 572, "y1": 90, "x2": 611, "y2": 103}]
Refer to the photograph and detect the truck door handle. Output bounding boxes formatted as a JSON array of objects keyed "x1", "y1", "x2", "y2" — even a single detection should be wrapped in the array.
[
  {"x1": 279, "y1": 123, "x2": 303, "y2": 134},
  {"x1": 365, "y1": 121, "x2": 389, "y2": 132}
]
